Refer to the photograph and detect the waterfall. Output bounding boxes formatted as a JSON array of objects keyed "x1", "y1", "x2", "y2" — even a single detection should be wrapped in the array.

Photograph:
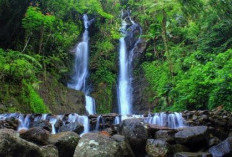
[
  {"x1": 68, "y1": 14, "x2": 96, "y2": 115},
  {"x1": 117, "y1": 15, "x2": 133, "y2": 115}
]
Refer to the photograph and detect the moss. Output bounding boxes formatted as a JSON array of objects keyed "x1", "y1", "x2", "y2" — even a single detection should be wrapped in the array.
[{"x1": 22, "y1": 80, "x2": 50, "y2": 113}]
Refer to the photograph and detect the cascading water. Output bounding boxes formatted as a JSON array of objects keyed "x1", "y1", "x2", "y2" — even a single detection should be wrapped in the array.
[
  {"x1": 117, "y1": 13, "x2": 134, "y2": 115},
  {"x1": 144, "y1": 112, "x2": 185, "y2": 129},
  {"x1": 95, "y1": 115, "x2": 105, "y2": 131},
  {"x1": 68, "y1": 14, "x2": 96, "y2": 115},
  {"x1": 0, "y1": 113, "x2": 89, "y2": 134}
]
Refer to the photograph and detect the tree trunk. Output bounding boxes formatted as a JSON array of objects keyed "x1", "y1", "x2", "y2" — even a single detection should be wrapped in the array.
[
  {"x1": 38, "y1": 27, "x2": 44, "y2": 54},
  {"x1": 22, "y1": 32, "x2": 32, "y2": 53}
]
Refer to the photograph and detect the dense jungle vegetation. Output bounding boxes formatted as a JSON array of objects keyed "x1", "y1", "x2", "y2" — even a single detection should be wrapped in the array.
[{"x1": 0, "y1": 0, "x2": 231, "y2": 113}]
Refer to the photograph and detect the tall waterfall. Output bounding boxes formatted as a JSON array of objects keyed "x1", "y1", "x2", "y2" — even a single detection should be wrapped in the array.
[
  {"x1": 118, "y1": 12, "x2": 139, "y2": 115},
  {"x1": 68, "y1": 14, "x2": 96, "y2": 115}
]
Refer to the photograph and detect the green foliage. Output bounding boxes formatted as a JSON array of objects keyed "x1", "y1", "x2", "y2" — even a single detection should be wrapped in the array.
[
  {"x1": 76, "y1": 0, "x2": 113, "y2": 19},
  {"x1": 22, "y1": 80, "x2": 50, "y2": 113},
  {"x1": 22, "y1": 6, "x2": 55, "y2": 31},
  {"x1": 0, "y1": 49, "x2": 41, "y2": 82}
]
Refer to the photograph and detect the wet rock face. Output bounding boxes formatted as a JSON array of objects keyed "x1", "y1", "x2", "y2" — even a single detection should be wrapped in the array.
[
  {"x1": 124, "y1": 23, "x2": 142, "y2": 52},
  {"x1": 32, "y1": 120, "x2": 52, "y2": 132},
  {"x1": 118, "y1": 118, "x2": 148, "y2": 154},
  {"x1": 58, "y1": 121, "x2": 84, "y2": 135},
  {"x1": 38, "y1": 74, "x2": 86, "y2": 115},
  {"x1": 48, "y1": 131, "x2": 80, "y2": 157},
  {"x1": 74, "y1": 133, "x2": 121, "y2": 157},
  {"x1": 209, "y1": 137, "x2": 232, "y2": 157},
  {"x1": 20, "y1": 127, "x2": 49, "y2": 145}
]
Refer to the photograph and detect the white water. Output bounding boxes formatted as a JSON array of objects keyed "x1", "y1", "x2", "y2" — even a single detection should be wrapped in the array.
[
  {"x1": 49, "y1": 117, "x2": 58, "y2": 134},
  {"x1": 18, "y1": 114, "x2": 30, "y2": 131},
  {"x1": 114, "y1": 116, "x2": 120, "y2": 125},
  {"x1": 78, "y1": 115, "x2": 89, "y2": 135},
  {"x1": 68, "y1": 14, "x2": 96, "y2": 115},
  {"x1": 118, "y1": 19, "x2": 133, "y2": 115},
  {"x1": 144, "y1": 112, "x2": 185, "y2": 129},
  {"x1": 95, "y1": 115, "x2": 105, "y2": 131},
  {"x1": 85, "y1": 96, "x2": 96, "y2": 115}
]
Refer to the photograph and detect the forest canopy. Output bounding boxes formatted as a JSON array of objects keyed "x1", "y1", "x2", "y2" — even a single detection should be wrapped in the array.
[{"x1": 0, "y1": 0, "x2": 231, "y2": 113}]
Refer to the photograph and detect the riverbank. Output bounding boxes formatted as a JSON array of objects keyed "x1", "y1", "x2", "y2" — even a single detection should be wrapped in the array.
[{"x1": 0, "y1": 110, "x2": 231, "y2": 157}]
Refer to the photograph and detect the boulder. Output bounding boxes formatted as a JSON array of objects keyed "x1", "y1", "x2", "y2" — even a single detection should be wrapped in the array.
[
  {"x1": 148, "y1": 124, "x2": 176, "y2": 135},
  {"x1": 175, "y1": 126, "x2": 208, "y2": 145},
  {"x1": 58, "y1": 121, "x2": 84, "y2": 134},
  {"x1": 111, "y1": 134, "x2": 135, "y2": 157},
  {"x1": 20, "y1": 127, "x2": 49, "y2": 145},
  {"x1": 41, "y1": 145, "x2": 59, "y2": 157},
  {"x1": 208, "y1": 137, "x2": 221, "y2": 147},
  {"x1": 74, "y1": 133, "x2": 121, "y2": 157},
  {"x1": 0, "y1": 129, "x2": 43, "y2": 157},
  {"x1": 48, "y1": 131, "x2": 80, "y2": 157},
  {"x1": 209, "y1": 137, "x2": 232, "y2": 157},
  {"x1": 172, "y1": 144, "x2": 189, "y2": 153},
  {"x1": 146, "y1": 139, "x2": 171, "y2": 157},
  {"x1": 155, "y1": 130, "x2": 176, "y2": 143},
  {"x1": 0, "y1": 118, "x2": 19, "y2": 130},
  {"x1": 32, "y1": 120, "x2": 52, "y2": 132},
  {"x1": 175, "y1": 152, "x2": 212, "y2": 157},
  {"x1": 118, "y1": 118, "x2": 148, "y2": 153}
]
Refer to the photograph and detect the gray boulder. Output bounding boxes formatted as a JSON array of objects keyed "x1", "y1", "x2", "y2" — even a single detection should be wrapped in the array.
[
  {"x1": 20, "y1": 127, "x2": 49, "y2": 145},
  {"x1": 146, "y1": 139, "x2": 171, "y2": 157},
  {"x1": 74, "y1": 133, "x2": 121, "y2": 157},
  {"x1": 175, "y1": 126, "x2": 208, "y2": 145},
  {"x1": 41, "y1": 145, "x2": 58, "y2": 157},
  {"x1": 48, "y1": 131, "x2": 80, "y2": 157},
  {"x1": 155, "y1": 130, "x2": 176, "y2": 143},
  {"x1": 32, "y1": 120, "x2": 52, "y2": 132},
  {"x1": 175, "y1": 152, "x2": 212, "y2": 157},
  {"x1": 0, "y1": 118, "x2": 19, "y2": 130},
  {"x1": 118, "y1": 118, "x2": 148, "y2": 153},
  {"x1": 209, "y1": 137, "x2": 232, "y2": 157},
  {"x1": 111, "y1": 134, "x2": 135, "y2": 157},
  {"x1": 0, "y1": 129, "x2": 43, "y2": 157}
]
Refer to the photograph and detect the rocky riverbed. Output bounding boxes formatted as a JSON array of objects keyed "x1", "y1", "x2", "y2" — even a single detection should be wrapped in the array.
[{"x1": 0, "y1": 110, "x2": 232, "y2": 157}]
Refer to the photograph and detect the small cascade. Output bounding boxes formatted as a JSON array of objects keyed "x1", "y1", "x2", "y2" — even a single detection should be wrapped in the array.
[
  {"x1": 78, "y1": 116, "x2": 89, "y2": 135},
  {"x1": 41, "y1": 114, "x2": 48, "y2": 121},
  {"x1": 95, "y1": 115, "x2": 105, "y2": 131},
  {"x1": 18, "y1": 114, "x2": 30, "y2": 131},
  {"x1": 114, "y1": 116, "x2": 120, "y2": 125},
  {"x1": 0, "y1": 113, "x2": 90, "y2": 135},
  {"x1": 68, "y1": 14, "x2": 96, "y2": 115},
  {"x1": 49, "y1": 117, "x2": 58, "y2": 134},
  {"x1": 144, "y1": 112, "x2": 185, "y2": 129}
]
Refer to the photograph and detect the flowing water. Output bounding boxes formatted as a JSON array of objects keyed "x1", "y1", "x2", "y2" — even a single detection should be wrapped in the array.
[
  {"x1": 117, "y1": 14, "x2": 134, "y2": 115},
  {"x1": 95, "y1": 115, "x2": 105, "y2": 131},
  {"x1": 68, "y1": 14, "x2": 96, "y2": 115},
  {"x1": 144, "y1": 112, "x2": 185, "y2": 129}
]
